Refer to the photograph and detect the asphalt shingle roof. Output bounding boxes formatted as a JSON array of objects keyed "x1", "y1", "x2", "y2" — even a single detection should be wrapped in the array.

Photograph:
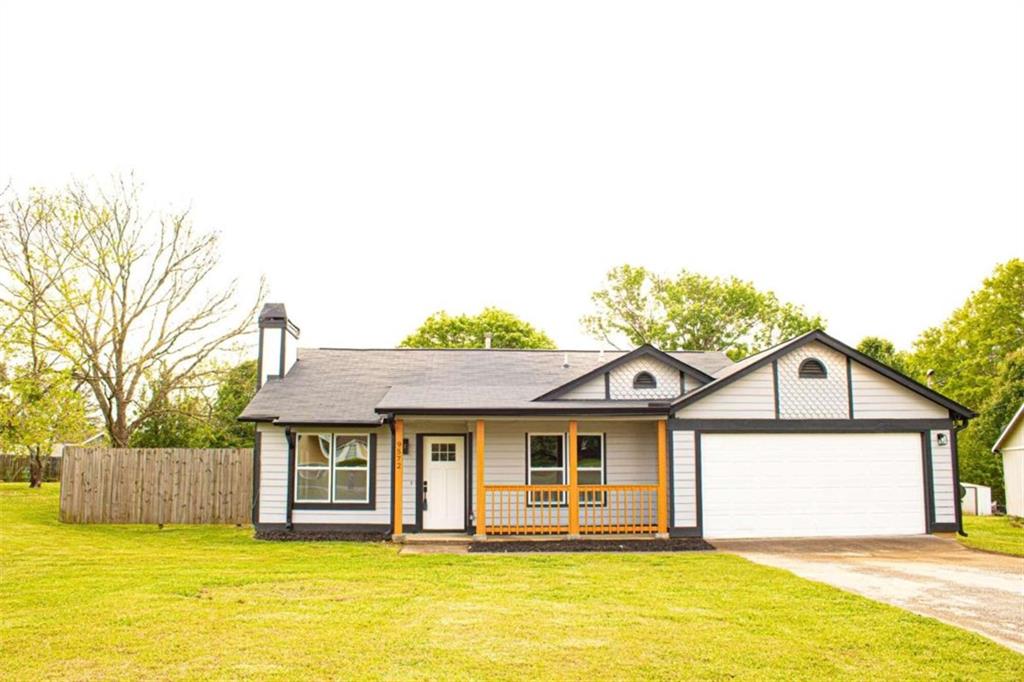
[{"x1": 240, "y1": 347, "x2": 733, "y2": 424}]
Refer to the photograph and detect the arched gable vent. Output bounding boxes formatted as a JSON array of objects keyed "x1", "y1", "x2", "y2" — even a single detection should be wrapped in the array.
[
  {"x1": 633, "y1": 371, "x2": 657, "y2": 389},
  {"x1": 798, "y1": 358, "x2": 828, "y2": 379}
]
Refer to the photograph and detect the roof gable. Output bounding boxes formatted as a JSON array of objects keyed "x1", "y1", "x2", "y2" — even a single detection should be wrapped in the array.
[
  {"x1": 993, "y1": 402, "x2": 1024, "y2": 452},
  {"x1": 533, "y1": 345, "x2": 715, "y2": 401},
  {"x1": 670, "y1": 330, "x2": 976, "y2": 419}
]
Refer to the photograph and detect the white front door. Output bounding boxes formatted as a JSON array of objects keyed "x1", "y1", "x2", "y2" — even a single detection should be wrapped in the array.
[{"x1": 422, "y1": 436, "x2": 465, "y2": 530}]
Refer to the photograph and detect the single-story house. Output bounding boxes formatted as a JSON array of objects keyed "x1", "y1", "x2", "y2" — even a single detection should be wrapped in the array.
[
  {"x1": 993, "y1": 402, "x2": 1024, "y2": 517},
  {"x1": 241, "y1": 303, "x2": 975, "y2": 540}
]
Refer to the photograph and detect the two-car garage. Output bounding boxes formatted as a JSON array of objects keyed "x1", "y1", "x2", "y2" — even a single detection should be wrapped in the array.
[{"x1": 700, "y1": 433, "x2": 927, "y2": 539}]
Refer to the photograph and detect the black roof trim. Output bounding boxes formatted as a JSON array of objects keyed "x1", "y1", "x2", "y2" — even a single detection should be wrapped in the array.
[
  {"x1": 533, "y1": 344, "x2": 715, "y2": 401},
  {"x1": 373, "y1": 406, "x2": 669, "y2": 417},
  {"x1": 668, "y1": 330, "x2": 976, "y2": 419},
  {"x1": 237, "y1": 416, "x2": 385, "y2": 427}
]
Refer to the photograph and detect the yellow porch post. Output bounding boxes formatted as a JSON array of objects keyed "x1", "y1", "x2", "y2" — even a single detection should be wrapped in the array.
[
  {"x1": 475, "y1": 420, "x2": 486, "y2": 537},
  {"x1": 568, "y1": 420, "x2": 579, "y2": 536},
  {"x1": 657, "y1": 419, "x2": 669, "y2": 536},
  {"x1": 393, "y1": 419, "x2": 404, "y2": 538}
]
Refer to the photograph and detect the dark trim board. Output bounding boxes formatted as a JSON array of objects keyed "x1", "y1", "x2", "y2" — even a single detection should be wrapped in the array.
[
  {"x1": 669, "y1": 527, "x2": 703, "y2": 538},
  {"x1": 251, "y1": 429, "x2": 262, "y2": 525},
  {"x1": 374, "y1": 407, "x2": 668, "y2": 417},
  {"x1": 921, "y1": 431, "x2": 936, "y2": 532},
  {"x1": 466, "y1": 431, "x2": 474, "y2": 531},
  {"x1": 846, "y1": 356, "x2": 854, "y2": 418},
  {"x1": 931, "y1": 522, "x2": 958, "y2": 533},
  {"x1": 285, "y1": 427, "x2": 295, "y2": 528},
  {"x1": 694, "y1": 432, "x2": 703, "y2": 536},
  {"x1": 257, "y1": 523, "x2": 391, "y2": 532},
  {"x1": 254, "y1": 522, "x2": 391, "y2": 540},
  {"x1": 669, "y1": 418, "x2": 954, "y2": 433},
  {"x1": 772, "y1": 360, "x2": 780, "y2": 419},
  {"x1": 667, "y1": 425, "x2": 675, "y2": 528},
  {"x1": 950, "y1": 427, "x2": 965, "y2": 536},
  {"x1": 414, "y1": 433, "x2": 470, "y2": 532}
]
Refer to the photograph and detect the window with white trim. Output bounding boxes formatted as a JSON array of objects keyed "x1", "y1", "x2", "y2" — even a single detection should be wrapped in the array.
[{"x1": 295, "y1": 432, "x2": 371, "y2": 503}]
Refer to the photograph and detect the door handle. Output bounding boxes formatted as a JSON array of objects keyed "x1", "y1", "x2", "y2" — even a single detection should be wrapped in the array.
[{"x1": 422, "y1": 480, "x2": 428, "y2": 510}]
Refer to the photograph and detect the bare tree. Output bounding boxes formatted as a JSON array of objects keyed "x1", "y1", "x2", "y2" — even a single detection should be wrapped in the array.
[{"x1": 0, "y1": 177, "x2": 266, "y2": 446}]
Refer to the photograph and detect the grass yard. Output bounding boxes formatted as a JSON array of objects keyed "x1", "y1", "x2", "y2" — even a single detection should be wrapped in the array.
[
  {"x1": 960, "y1": 515, "x2": 1024, "y2": 557},
  {"x1": 1, "y1": 484, "x2": 1022, "y2": 680}
]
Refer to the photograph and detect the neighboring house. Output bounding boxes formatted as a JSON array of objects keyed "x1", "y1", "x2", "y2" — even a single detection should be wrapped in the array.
[
  {"x1": 50, "y1": 432, "x2": 106, "y2": 458},
  {"x1": 960, "y1": 482, "x2": 992, "y2": 516},
  {"x1": 240, "y1": 304, "x2": 975, "y2": 541},
  {"x1": 993, "y1": 403, "x2": 1024, "y2": 517}
]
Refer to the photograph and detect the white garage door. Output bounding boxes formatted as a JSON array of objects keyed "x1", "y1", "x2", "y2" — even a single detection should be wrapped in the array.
[{"x1": 701, "y1": 433, "x2": 926, "y2": 539}]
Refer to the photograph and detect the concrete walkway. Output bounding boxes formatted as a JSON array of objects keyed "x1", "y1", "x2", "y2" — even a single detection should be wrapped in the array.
[{"x1": 715, "y1": 535, "x2": 1024, "y2": 654}]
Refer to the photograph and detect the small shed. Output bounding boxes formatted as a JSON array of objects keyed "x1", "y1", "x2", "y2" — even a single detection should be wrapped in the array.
[
  {"x1": 960, "y1": 482, "x2": 992, "y2": 516},
  {"x1": 993, "y1": 402, "x2": 1024, "y2": 517}
]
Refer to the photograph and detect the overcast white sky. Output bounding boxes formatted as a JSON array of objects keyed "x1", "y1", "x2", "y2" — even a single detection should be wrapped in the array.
[{"x1": 1, "y1": 1, "x2": 1021, "y2": 353}]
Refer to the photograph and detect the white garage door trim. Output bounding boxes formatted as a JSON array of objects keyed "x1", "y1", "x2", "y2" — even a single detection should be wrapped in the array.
[{"x1": 701, "y1": 432, "x2": 926, "y2": 539}]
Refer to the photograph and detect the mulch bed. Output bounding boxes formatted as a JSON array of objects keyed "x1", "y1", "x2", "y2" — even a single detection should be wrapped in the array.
[
  {"x1": 468, "y1": 538, "x2": 714, "y2": 553},
  {"x1": 254, "y1": 529, "x2": 390, "y2": 542}
]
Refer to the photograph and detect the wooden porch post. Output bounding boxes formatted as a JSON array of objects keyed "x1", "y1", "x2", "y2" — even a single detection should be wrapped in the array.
[
  {"x1": 657, "y1": 419, "x2": 668, "y2": 537},
  {"x1": 568, "y1": 420, "x2": 579, "y2": 537},
  {"x1": 393, "y1": 419, "x2": 404, "y2": 539},
  {"x1": 475, "y1": 420, "x2": 486, "y2": 538}
]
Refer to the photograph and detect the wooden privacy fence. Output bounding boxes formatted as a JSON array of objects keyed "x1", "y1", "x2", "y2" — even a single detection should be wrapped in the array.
[
  {"x1": 59, "y1": 447, "x2": 253, "y2": 525},
  {"x1": 0, "y1": 454, "x2": 61, "y2": 482}
]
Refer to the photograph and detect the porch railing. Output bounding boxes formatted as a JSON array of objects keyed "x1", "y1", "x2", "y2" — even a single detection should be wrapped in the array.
[{"x1": 482, "y1": 484, "x2": 659, "y2": 536}]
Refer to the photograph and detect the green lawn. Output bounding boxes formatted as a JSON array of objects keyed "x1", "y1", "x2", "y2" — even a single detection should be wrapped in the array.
[
  {"x1": 960, "y1": 515, "x2": 1024, "y2": 557},
  {"x1": 1, "y1": 485, "x2": 1021, "y2": 680}
]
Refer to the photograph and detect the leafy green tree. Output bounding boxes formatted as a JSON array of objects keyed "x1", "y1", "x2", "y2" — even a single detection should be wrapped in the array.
[
  {"x1": 582, "y1": 265, "x2": 825, "y2": 359},
  {"x1": 129, "y1": 360, "x2": 256, "y2": 448},
  {"x1": 400, "y1": 308, "x2": 556, "y2": 349},
  {"x1": 0, "y1": 365, "x2": 89, "y2": 486},
  {"x1": 128, "y1": 390, "x2": 211, "y2": 449},
  {"x1": 0, "y1": 179, "x2": 265, "y2": 446},
  {"x1": 957, "y1": 349, "x2": 1024, "y2": 504},
  {"x1": 856, "y1": 336, "x2": 912, "y2": 375},
  {"x1": 207, "y1": 360, "x2": 257, "y2": 448},
  {"x1": 910, "y1": 259, "x2": 1024, "y2": 501}
]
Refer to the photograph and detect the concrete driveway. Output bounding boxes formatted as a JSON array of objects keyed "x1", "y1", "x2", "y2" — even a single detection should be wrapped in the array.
[{"x1": 715, "y1": 535, "x2": 1024, "y2": 653}]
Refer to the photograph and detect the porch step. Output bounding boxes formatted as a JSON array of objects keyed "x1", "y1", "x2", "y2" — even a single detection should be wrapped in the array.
[{"x1": 399, "y1": 533, "x2": 472, "y2": 545}]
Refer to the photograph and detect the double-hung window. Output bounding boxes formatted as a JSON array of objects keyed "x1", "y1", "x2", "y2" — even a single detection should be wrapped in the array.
[
  {"x1": 295, "y1": 432, "x2": 372, "y2": 504},
  {"x1": 528, "y1": 433, "x2": 565, "y2": 504},
  {"x1": 527, "y1": 432, "x2": 606, "y2": 505}
]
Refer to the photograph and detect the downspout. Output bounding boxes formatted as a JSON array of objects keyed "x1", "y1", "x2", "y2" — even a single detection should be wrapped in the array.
[
  {"x1": 951, "y1": 419, "x2": 969, "y2": 537},
  {"x1": 285, "y1": 427, "x2": 295, "y2": 531}
]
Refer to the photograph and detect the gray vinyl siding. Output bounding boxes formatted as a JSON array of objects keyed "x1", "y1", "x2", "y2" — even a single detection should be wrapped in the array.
[
  {"x1": 672, "y1": 430, "x2": 697, "y2": 528},
  {"x1": 674, "y1": 365, "x2": 775, "y2": 419},
  {"x1": 559, "y1": 375, "x2": 607, "y2": 399},
  {"x1": 851, "y1": 361, "x2": 947, "y2": 419},
  {"x1": 929, "y1": 429, "x2": 956, "y2": 524},
  {"x1": 257, "y1": 424, "x2": 288, "y2": 524},
  {"x1": 256, "y1": 424, "x2": 396, "y2": 526}
]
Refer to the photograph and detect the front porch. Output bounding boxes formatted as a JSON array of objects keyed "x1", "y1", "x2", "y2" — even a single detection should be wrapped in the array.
[{"x1": 392, "y1": 418, "x2": 671, "y2": 540}]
